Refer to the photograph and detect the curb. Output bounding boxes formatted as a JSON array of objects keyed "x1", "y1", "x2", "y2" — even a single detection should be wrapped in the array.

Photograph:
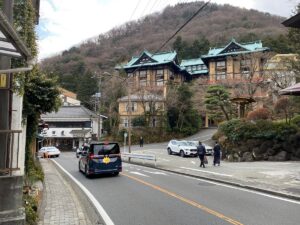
[
  {"x1": 124, "y1": 160, "x2": 300, "y2": 202},
  {"x1": 51, "y1": 159, "x2": 114, "y2": 225}
]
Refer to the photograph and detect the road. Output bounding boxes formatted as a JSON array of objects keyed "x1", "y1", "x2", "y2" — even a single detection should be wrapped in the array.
[{"x1": 54, "y1": 152, "x2": 300, "y2": 225}]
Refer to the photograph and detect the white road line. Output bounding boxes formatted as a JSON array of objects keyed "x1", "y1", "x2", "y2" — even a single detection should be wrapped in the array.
[
  {"x1": 130, "y1": 171, "x2": 150, "y2": 177},
  {"x1": 191, "y1": 161, "x2": 196, "y2": 165},
  {"x1": 52, "y1": 160, "x2": 115, "y2": 225},
  {"x1": 125, "y1": 162, "x2": 300, "y2": 205},
  {"x1": 142, "y1": 170, "x2": 168, "y2": 175},
  {"x1": 180, "y1": 167, "x2": 233, "y2": 177},
  {"x1": 181, "y1": 174, "x2": 300, "y2": 205}
]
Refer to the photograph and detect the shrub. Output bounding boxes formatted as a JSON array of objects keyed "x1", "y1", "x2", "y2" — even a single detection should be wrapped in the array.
[
  {"x1": 291, "y1": 115, "x2": 300, "y2": 126},
  {"x1": 23, "y1": 194, "x2": 38, "y2": 225},
  {"x1": 132, "y1": 116, "x2": 146, "y2": 127},
  {"x1": 246, "y1": 108, "x2": 271, "y2": 121}
]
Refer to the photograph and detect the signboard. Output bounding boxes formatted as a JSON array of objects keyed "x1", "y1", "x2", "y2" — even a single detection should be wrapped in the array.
[{"x1": 0, "y1": 74, "x2": 8, "y2": 89}]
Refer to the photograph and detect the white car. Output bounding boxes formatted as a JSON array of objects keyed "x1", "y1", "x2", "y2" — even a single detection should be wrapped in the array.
[
  {"x1": 186, "y1": 141, "x2": 214, "y2": 155},
  {"x1": 39, "y1": 146, "x2": 61, "y2": 158},
  {"x1": 167, "y1": 140, "x2": 198, "y2": 157}
]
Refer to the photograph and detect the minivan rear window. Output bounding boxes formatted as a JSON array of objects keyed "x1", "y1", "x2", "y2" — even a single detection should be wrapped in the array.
[{"x1": 91, "y1": 143, "x2": 120, "y2": 155}]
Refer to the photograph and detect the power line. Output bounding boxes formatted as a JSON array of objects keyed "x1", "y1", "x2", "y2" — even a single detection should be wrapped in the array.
[
  {"x1": 154, "y1": 0, "x2": 211, "y2": 54},
  {"x1": 140, "y1": 0, "x2": 154, "y2": 19},
  {"x1": 129, "y1": 0, "x2": 142, "y2": 21}
]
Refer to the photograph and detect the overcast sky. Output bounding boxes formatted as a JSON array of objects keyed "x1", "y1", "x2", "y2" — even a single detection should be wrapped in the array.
[{"x1": 37, "y1": 0, "x2": 298, "y2": 59}]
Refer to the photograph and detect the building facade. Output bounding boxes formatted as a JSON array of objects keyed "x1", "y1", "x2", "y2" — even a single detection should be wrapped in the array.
[
  {"x1": 116, "y1": 50, "x2": 190, "y2": 128},
  {"x1": 41, "y1": 106, "x2": 104, "y2": 150}
]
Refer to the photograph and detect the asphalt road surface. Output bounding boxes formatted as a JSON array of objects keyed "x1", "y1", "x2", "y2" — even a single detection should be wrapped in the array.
[{"x1": 54, "y1": 152, "x2": 300, "y2": 225}]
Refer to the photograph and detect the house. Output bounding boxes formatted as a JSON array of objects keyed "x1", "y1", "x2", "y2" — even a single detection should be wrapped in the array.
[
  {"x1": 116, "y1": 50, "x2": 189, "y2": 128},
  {"x1": 0, "y1": 2, "x2": 40, "y2": 224},
  {"x1": 200, "y1": 39, "x2": 271, "y2": 122},
  {"x1": 41, "y1": 106, "x2": 106, "y2": 150},
  {"x1": 118, "y1": 92, "x2": 165, "y2": 128},
  {"x1": 282, "y1": 12, "x2": 300, "y2": 28},
  {"x1": 201, "y1": 39, "x2": 270, "y2": 84},
  {"x1": 59, "y1": 87, "x2": 81, "y2": 106}
]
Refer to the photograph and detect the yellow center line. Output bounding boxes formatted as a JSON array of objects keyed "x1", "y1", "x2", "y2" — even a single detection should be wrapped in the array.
[{"x1": 122, "y1": 173, "x2": 244, "y2": 225}]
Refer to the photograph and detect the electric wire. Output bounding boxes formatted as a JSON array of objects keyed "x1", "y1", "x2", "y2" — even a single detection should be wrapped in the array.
[{"x1": 129, "y1": 0, "x2": 142, "y2": 21}]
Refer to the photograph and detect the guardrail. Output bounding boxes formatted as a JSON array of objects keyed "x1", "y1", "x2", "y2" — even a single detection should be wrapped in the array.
[{"x1": 122, "y1": 152, "x2": 156, "y2": 167}]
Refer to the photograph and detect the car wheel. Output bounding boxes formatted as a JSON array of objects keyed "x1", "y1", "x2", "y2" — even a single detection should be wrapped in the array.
[
  {"x1": 167, "y1": 148, "x2": 172, "y2": 155},
  {"x1": 180, "y1": 150, "x2": 185, "y2": 157},
  {"x1": 113, "y1": 172, "x2": 119, "y2": 176},
  {"x1": 76, "y1": 154, "x2": 79, "y2": 158}
]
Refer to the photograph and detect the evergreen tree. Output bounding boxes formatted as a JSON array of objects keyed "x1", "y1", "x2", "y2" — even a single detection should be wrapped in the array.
[{"x1": 205, "y1": 85, "x2": 232, "y2": 121}]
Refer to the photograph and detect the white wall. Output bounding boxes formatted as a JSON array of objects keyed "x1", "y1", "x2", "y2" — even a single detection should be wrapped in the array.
[{"x1": 11, "y1": 94, "x2": 25, "y2": 176}]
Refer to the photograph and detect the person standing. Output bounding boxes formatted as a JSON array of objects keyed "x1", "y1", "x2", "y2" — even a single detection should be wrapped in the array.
[
  {"x1": 197, "y1": 141, "x2": 206, "y2": 168},
  {"x1": 213, "y1": 141, "x2": 221, "y2": 166},
  {"x1": 139, "y1": 136, "x2": 144, "y2": 147}
]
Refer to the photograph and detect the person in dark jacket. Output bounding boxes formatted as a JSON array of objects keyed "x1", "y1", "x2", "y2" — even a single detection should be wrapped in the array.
[
  {"x1": 197, "y1": 141, "x2": 206, "y2": 168},
  {"x1": 139, "y1": 136, "x2": 144, "y2": 147},
  {"x1": 213, "y1": 141, "x2": 221, "y2": 166}
]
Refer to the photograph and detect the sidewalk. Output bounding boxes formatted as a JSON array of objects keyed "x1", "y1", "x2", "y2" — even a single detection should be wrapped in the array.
[
  {"x1": 126, "y1": 151, "x2": 300, "y2": 201},
  {"x1": 38, "y1": 159, "x2": 91, "y2": 225}
]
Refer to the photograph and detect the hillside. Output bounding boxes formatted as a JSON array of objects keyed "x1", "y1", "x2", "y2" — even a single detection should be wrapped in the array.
[{"x1": 40, "y1": 1, "x2": 288, "y2": 98}]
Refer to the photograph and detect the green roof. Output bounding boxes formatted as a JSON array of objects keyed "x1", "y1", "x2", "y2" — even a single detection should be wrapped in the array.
[
  {"x1": 202, "y1": 39, "x2": 269, "y2": 58},
  {"x1": 180, "y1": 58, "x2": 208, "y2": 75},
  {"x1": 120, "y1": 50, "x2": 178, "y2": 69}
]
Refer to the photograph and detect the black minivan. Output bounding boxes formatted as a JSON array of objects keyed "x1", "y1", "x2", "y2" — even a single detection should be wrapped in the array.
[{"x1": 79, "y1": 142, "x2": 122, "y2": 177}]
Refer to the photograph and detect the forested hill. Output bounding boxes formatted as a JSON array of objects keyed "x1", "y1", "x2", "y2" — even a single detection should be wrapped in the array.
[{"x1": 40, "y1": 1, "x2": 288, "y2": 100}]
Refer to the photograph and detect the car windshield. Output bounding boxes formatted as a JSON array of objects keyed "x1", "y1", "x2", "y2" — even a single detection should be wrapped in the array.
[
  {"x1": 91, "y1": 143, "x2": 120, "y2": 155},
  {"x1": 187, "y1": 142, "x2": 197, "y2": 146},
  {"x1": 178, "y1": 141, "x2": 188, "y2": 146},
  {"x1": 47, "y1": 147, "x2": 58, "y2": 152}
]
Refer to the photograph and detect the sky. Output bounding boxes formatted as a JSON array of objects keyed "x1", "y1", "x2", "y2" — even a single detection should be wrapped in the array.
[{"x1": 37, "y1": 0, "x2": 299, "y2": 60}]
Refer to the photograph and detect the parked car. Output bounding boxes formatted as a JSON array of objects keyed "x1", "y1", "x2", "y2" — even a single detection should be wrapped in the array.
[
  {"x1": 167, "y1": 140, "x2": 198, "y2": 157},
  {"x1": 79, "y1": 142, "x2": 122, "y2": 177},
  {"x1": 186, "y1": 141, "x2": 214, "y2": 155},
  {"x1": 38, "y1": 146, "x2": 61, "y2": 158}
]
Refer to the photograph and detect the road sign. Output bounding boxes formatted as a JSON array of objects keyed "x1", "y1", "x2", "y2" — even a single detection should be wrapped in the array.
[
  {"x1": 124, "y1": 132, "x2": 128, "y2": 138},
  {"x1": 0, "y1": 74, "x2": 8, "y2": 89}
]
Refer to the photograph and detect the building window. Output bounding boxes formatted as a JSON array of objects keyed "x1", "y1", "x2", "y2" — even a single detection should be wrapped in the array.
[
  {"x1": 192, "y1": 65, "x2": 196, "y2": 71},
  {"x1": 186, "y1": 66, "x2": 192, "y2": 72},
  {"x1": 139, "y1": 70, "x2": 147, "y2": 86},
  {"x1": 123, "y1": 118, "x2": 128, "y2": 127},
  {"x1": 169, "y1": 70, "x2": 174, "y2": 80},
  {"x1": 126, "y1": 102, "x2": 137, "y2": 112},
  {"x1": 145, "y1": 102, "x2": 150, "y2": 111},
  {"x1": 215, "y1": 61, "x2": 226, "y2": 80},
  {"x1": 240, "y1": 59, "x2": 251, "y2": 77},
  {"x1": 156, "y1": 69, "x2": 164, "y2": 86}
]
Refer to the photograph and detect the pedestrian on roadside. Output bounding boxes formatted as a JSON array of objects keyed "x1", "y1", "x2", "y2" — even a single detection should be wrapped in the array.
[
  {"x1": 197, "y1": 141, "x2": 206, "y2": 168},
  {"x1": 139, "y1": 136, "x2": 144, "y2": 147},
  {"x1": 213, "y1": 141, "x2": 221, "y2": 166}
]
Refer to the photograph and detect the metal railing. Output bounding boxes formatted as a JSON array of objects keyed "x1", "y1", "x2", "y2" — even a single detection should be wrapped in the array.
[
  {"x1": 0, "y1": 130, "x2": 22, "y2": 176},
  {"x1": 122, "y1": 152, "x2": 157, "y2": 167}
]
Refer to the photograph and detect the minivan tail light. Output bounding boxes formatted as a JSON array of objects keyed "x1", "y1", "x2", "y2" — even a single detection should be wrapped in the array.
[{"x1": 89, "y1": 153, "x2": 94, "y2": 159}]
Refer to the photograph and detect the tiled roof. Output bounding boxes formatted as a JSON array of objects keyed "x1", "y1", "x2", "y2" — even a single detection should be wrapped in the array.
[
  {"x1": 180, "y1": 58, "x2": 208, "y2": 75},
  {"x1": 41, "y1": 106, "x2": 99, "y2": 120},
  {"x1": 119, "y1": 50, "x2": 178, "y2": 69},
  {"x1": 203, "y1": 39, "x2": 269, "y2": 58}
]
